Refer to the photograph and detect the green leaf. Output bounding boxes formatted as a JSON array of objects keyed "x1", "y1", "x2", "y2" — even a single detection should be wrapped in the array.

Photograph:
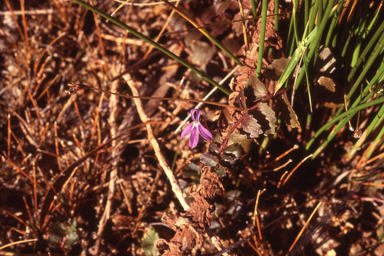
[
  {"x1": 315, "y1": 76, "x2": 344, "y2": 108},
  {"x1": 142, "y1": 229, "x2": 160, "y2": 256},
  {"x1": 216, "y1": 163, "x2": 227, "y2": 177},
  {"x1": 318, "y1": 47, "x2": 336, "y2": 74},
  {"x1": 225, "y1": 190, "x2": 242, "y2": 203},
  {"x1": 258, "y1": 103, "x2": 277, "y2": 135},
  {"x1": 223, "y1": 144, "x2": 244, "y2": 159},
  {"x1": 265, "y1": 57, "x2": 291, "y2": 81},
  {"x1": 221, "y1": 154, "x2": 235, "y2": 165},
  {"x1": 222, "y1": 107, "x2": 235, "y2": 124},
  {"x1": 277, "y1": 93, "x2": 301, "y2": 129},
  {"x1": 213, "y1": 132, "x2": 223, "y2": 144},
  {"x1": 209, "y1": 142, "x2": 221, "y2": 155},
  {"x1": 64, "y1": 232, "x2": 79, "y2": 250},
  {"x1": 247, "y1": 75, "x2": 268, "y2": 99},
  {"x1": 241, "y1": 112, "x2": 263, "y2": 138},
  {"x1": 48, "y1": 220, "x2": 78, "y2": 252},
  {"x1": 190, "y1": 41, "x2": 216, "y2": 67},
  {"x1": 213, "y1": 0, "x2": 232, "y2": 15},
  {"x1": 201, "y1": 153, "x2": 219, "y2": 167},
  {"x1": 232, "y1": 10, "x2": 250, "y2": 37},
  {"x1": 228, "y1": 133, "x2": 253, "y2": 155}
]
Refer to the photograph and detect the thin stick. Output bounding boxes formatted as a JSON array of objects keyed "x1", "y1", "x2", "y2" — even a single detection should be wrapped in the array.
[
  {"x1": 240, "y1": 232, "x2": 261, "y2": 256},
  {"x1": 238, "y1": 0, "x2": 248, "y2": 46},
  {"x1": 254, "y1": 189, "x2": 265, "y2": 240},
  {"x1": 11, "y1": 131, "x2": 25, "y2": 157},
  {"x1": 0, "y1": 9, "x2": 54, "y2": 15},
  {"x1": 7, "y1": 114, "x2": 11, "y2": 159},
  {"x1": 282, "y1": 154, "x2": 313, "y2": 187},
  {"x1": 277, "y1": 171, "x2": 288, "y2": 188},
  {"x1": 5, "y1": 158, "x2": 46, "y2": 192},
  {"x1": 262, "y1": 144, "x2": 298, "y2": 168},
  {"x1": 143, "y1": 0, "x2": 180, "y2": 59},
  {"x1": 20, "y1": 0, "x2": 31, "y2": 62},
  {"x1": 27, "y1": 88, "x2": 42, "y2": 134},
  {"x1": 52, "y1": 0, "x2": 67, "y2": 25},
  {"x1": 110, "y1": 0, "x2": 131, "y2": 17},
  {"x1": 90, "y1": 92, "x2": 105, "y2": 143},
  {"x1": 0, "y1": 239, "x2": 37, "y2": 250},
  {"x1": 34, "y1": 32, "x2": 66, "y2": 79},
  {"x1": 174, "y1": 65, "x2": 241, "y2": 133},
  {"x1": 54, "y1": 122, "x2": 62, "y2": 172},
  {"x1": 119, "y1": 182, "x2": 132, "y2": 214},
  {"x1": 94, "y1": 73, "x2": 121, "y2": 254},
  {"x1": 93, "y1": 11, "x2": 107, "y2": 72},
  {"x1": 123, "y1": 74, "x2": 190, "y2": 210},
  {"x1": 3, "y1": 0, "x2": 24, "y2": 41},
  {"x1": 1, "y1": 208, "x2": 27, "y2": 227},
  {"x1": 362, "y1": 183, "x2": 384, "y2": 188},
  {"x1": 67, "y1": 82, "x2": 244, "y2": 111},
  {"x1": 113, "y1": 0, "x2": 179, "y2": 6},
  {"x1": 22, "y1": 197, "x2": 33, "y2": 223},
  {"x1": 253, "y1": 189, "x2": 265, "y2": 255},
  {"x1": 33, "y1": 160, "x2": 38, "y2": 228},
  {"x1": 273, "y1": 159, "x2": 292, "y2": 171},
  {"x1": 358, "y1": 151, "x2": 384, "y2": 168},
  {"x1": 287, "y1": 202, "x2": 322, "y2": 255}
]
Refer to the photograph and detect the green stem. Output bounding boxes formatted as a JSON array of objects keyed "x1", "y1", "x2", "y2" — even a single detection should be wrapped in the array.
[
  {"x1": 295, "y1": 0, "x2": 336, "y2": 91},
  {"x1": 347, "y1": 21, "x2": 384, "y2": 82},
  {"x1": 72, "y1": 0, "x2": 231, "y2": 95},
  {"x1": 347, "y1": 34, "x2": 384, "y2": 101},
  {"x1": 251, "y1": 0, "x2": 258, "y2": 21},
  {"x1": 274, "y1": 0, "x2": 279, "y2": 32},
  {"x1": 306, "y1": 96, "x2": 384, "y2": 151},
  {"x1": 76, "y1": 84, "x2": 243, "y2": 110},
  {"x1": 160, "y1": 0, "x2": 242, "y2": 67},
  {"x1": 256, "y1": 0, "x2": 268, "y2": 78}
]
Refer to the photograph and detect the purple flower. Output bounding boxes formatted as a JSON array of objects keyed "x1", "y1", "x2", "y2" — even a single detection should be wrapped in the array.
[{"x1": 181, "y1": 109, "x2": 213, "y2": 149}]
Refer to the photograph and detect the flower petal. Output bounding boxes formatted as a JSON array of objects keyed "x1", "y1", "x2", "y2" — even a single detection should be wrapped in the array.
[
  {"x1": 198, "y1": 124, "x2": 213, "y2": 141},
  {"x1": 190, "y1": 109, "x2": 201, "y2": 121},
  {"x1": 181, "y1": 122, "x2": 194, "y2": 139},
  {"x1": 189, "y1": 126, "x2": 199, "y2": 148}
]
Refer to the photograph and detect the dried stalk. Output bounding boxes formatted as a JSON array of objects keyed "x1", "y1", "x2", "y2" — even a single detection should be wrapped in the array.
[{"x1": 123, "y1": 74, "x2": 190, "y2": 211}]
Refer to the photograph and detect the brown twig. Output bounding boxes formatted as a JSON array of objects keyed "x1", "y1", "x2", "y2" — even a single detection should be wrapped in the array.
[
  {"x1": 94, "y1": 68, "x2": 121, "y2": 254},
  {"x1": 123, "y1": 74, "x2": 190, "y2": 211},
  {"x1": 287, "y1": 202, "x2": 322, "y2": 255}
]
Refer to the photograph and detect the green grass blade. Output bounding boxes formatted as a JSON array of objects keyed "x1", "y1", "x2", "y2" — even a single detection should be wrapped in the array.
[
  {"x1": 351, "y1": 1, "x2": 370, "y2": 67},
  {"x1": 251, "y1": 0, "x2": 258, "y2": 21},
  {"x1": 307, "y1": 0, "x2": 317, "y2": 35},
  {"x1": 72, "y1": 0, "x2": 231, "y2": 95},
  {"x1": 324, "y1": 1, "x2": 343, "y2": 47},
  {"x1": 347, "y1": 104, "x2": 384, "y2": 159},
  {"x1": 306, "y1": 95, "x2": 384, "y2": 152},
  {"x1": 311, "y1": 111, "x2": 351, "y2": 159},
  {"x1": 160, "y1": 0, "x2": 242, "y2": 67},
  {"x1": 365, "y1": 123, "x2": 384, "y2": 160},
  {"x1": 256, "y1": 0, "x2": 268, "y2": 78},
  {"x1": 293, "y1": 0, "x2": 336, "y2": 92},
  {"x1": 347, "y1": 34, "x2": 384, "y2": 101},
  {"x1": 285, "y1": 11, "x2": 296, "y2": 57},
  {"x1": 274, "y1": 27, "x2": 317, "y2": 94},
  {"x1": 348, "y1": 21, "x2": 384, "y2": 82},
  {"x1": 274, "y1": 0, "x2": 279, "y2": 31},
  {"x1": 304, "y1": 0, "x2": 310, "y2": 27},
  {"x1": 364, "y1": 4, "x2": 383, "y2": 38}
]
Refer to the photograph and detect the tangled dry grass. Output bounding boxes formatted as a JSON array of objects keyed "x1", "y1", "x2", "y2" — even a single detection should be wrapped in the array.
[{"x1": 1, "y1": 0, "x2": 384, "y2": 255}]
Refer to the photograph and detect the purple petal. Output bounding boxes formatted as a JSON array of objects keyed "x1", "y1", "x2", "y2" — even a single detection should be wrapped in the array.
[
  {"x1": 189, "y1": 126, "x2": 199, "y2": 148},
  {"x1": 190, "y1": 109, "x2": 201, "y2": 121},
  {"x1": 198, "y1": 124, "x2": 213, "y2": 141},
  {"x1": 181, "y1": 122, "x2": 194, "y2": 139}
]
